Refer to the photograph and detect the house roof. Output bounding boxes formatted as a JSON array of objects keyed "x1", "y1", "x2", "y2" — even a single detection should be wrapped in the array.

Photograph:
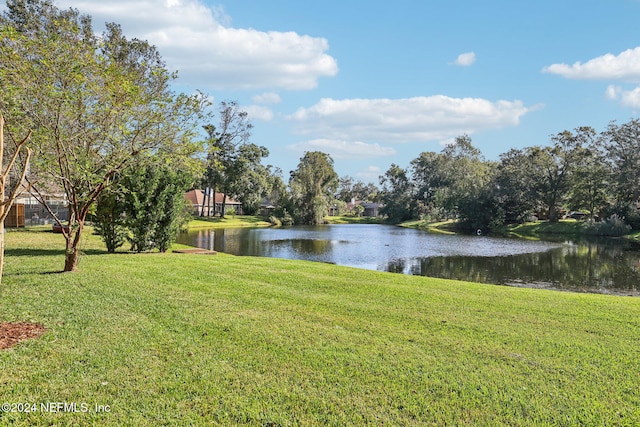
[
  {"x1": 360, "y1": 202, "x2": 380, "y2": 209},
  {"x1": 184, "y1": 190, "x2": 241, "y2": 206},
  {"x1": 13, "y1": 181, "x2": 67, "y2": 204}
]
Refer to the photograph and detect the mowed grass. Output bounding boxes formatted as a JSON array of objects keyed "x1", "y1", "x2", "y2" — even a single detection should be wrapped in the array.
[
  {"x1": 399, "y1": 219, "x2": 458, "y2": 234},
  {"x1": 188, "y1": 215, "x2": 271, "y2": 229},
  {"x1": 1, "y1": 230, "x2": 640, "y2": 425},
  {"x1": 324, "y1": 216, "x2": 384, "y2": 224},
  {"x1": 505, "y1": 220, "x2": 587, "y2": 238}
]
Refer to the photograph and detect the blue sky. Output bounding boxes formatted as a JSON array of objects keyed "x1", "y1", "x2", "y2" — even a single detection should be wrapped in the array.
[{"x1": 17, "y1": 1, "x2": 640, "y2": 181}]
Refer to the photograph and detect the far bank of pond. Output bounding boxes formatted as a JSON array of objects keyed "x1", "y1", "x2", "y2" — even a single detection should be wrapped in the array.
[{"x1": 177, "y1": 223, "x2": 640, "y2": 296}]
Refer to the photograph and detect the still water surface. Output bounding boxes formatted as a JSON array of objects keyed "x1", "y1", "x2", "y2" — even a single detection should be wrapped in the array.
[{"x1": 177, "y1": 224, "x2": 640, "y2": 295}]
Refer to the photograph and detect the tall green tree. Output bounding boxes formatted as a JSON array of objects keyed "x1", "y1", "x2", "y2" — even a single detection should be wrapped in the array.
[
  {"x1": 379, "y1": 164, "x2": 415, "y2": 222},
  {"x1": 288, "y1": 151, "x2": 338, "y2": 225},
  {"x1": 494, "y1": 148, "x2": 539, "y2": 223},
  {"x1": 603, "y1": 119, "x2": 640, "y2": 204},
  {"x1": 336, "y1": 176, "x2": 379, "y2": 203},
  {"x1": 410, "y1": 151, "x2": 447, "y2": 219},
  {"x1": 0, "y1": 0, "x2": 205, "y2": 270},
  {"x1": 528, "y1": 127, "x2": 595, "y2": 221},
  {"x1": 226, "y1": 143, "x2": 270, "y2": 214},
  {"x1": 567, "y1": 141, "x2": 610, "y2": 219},
  {"x1": 437, "y1": 135, "x2": 491, "y2": 217},
  {"x1": 411, "y1": 135, "x2": 492, "y2": 225},
  {"x1": 262, "y1": 166, "x2": 287, "y2": 212},
  {"x1": 202, "y1": 101, "x2": 257, "y2": 217},
  {"x1": 456, "y1": 178, "x2": 502, "y2": 231},
  {"x1": 336, "y1": 176, "x2": 355, "y2": 202}
]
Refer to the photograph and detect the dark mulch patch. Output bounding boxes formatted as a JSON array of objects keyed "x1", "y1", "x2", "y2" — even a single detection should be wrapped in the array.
[{"x1": 0, "y1": 322, "x2": 46, "y2": 350}]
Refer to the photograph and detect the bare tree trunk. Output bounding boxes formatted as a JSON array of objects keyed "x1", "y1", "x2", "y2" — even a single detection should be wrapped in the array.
[
  {"x1": 1, "y1": 116, "x2": 6, "y2": 282},
  {"x1": 63, "y1": 221, "x2": 83, "y2": 272},
  {"x1": 0, "y1": 114, "x2": 32, "y2": 284},
  {"x1": 200, "y1": 187, "x2": 207, "y2": 217},
  {"x1": 0, "y1": 220, "x2": 5, "y2": 280},
  {"x1": 211, "y1": 188, "x2": 216, "y2": 217},
  {"x1": 221, "y1": 191, "x2": 227, "y2": 218}
]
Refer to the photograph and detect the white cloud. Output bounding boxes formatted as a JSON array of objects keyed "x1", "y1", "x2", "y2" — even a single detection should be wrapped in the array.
[
  {"x1": 288, "y1": 96, "x2": 535, "y2": 143},
  {"x1": 605, "y1": 84, "x2": 621, "y2": 100},
  {"x1": 357, "y1": 166, "x2": 382, "y2": 182},
  {"x1": 288, "y1": 139, "x2": 396, "y2": 159},
  {"x1": 604, "y1": 84, "x2": 640, "y2": 109},
  {"x1": 543, "y1": 47, "x2": 640, "y2": 82},
  {"x1": 252, "y1": 92, "x2": 282, "y2": 105},
  {"x1": 57, "y1": 0, "x2": 338, "y2": 90},
  {"x1": 244, "y1": 105, "x2": 274, "y2": 121},
  {"x1": 454, "y1": 52, "x2": 476, "y2": 67},
  {"x1": 619, "y1": 88, "x2": 640, "y2": 108}
]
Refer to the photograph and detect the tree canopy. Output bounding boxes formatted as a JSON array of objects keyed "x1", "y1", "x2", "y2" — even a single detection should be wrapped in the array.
[
  {"x1": 288, "y1": 151, "x2": 338, "y2": 225},
  {"x1": 201, "y1": 101, "x2": 271, "y2": 217},
  {"x1": 0, "y1": 0, "x2": 206, "y2": 270},
  {"x1": 378, "y1": 122, "x2": 640, "y2": 232}
]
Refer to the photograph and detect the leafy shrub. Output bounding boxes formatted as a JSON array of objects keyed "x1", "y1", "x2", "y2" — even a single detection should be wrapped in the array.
[
  {"x1": 94, "y1": 190, "x2": 127, "y2": 253},
  {"x1": 601, "y1": 202, "x2": 640, "y2": 230},
  {"x1": 118, "y1": 164, "x2": 192, "y2": 253},
  {"x1": 280, "y1": 209, "x2": 294, "y2": 226},
  {"x1": 95, "y1": 166, "x2": 191, "y2": 253},
  {"x1": 268, "y1": 216, "x2": 282, "y2": 227},
  {"x1": 585, "y1": 214, "x2": 631, "y2": 236}
]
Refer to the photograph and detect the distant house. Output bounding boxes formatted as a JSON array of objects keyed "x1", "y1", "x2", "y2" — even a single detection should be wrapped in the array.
[
  {"x1": 6, "y1": 180, "x2": 68, "y2": 227},
  {"x1": 360, "y1": 202, "x2": 381, "y2": 217},
  {"x1": 259, "y1": 199, "x2": 276, "y2": 217},
  {"x1": 345, "y1": 200, "x2": 382, "y2": 217},
  {"x1": 5, "y1": 203, "x2": 25, "y2": 227},
  {"x1": 184, "y1": 189, "x2": 243, "y2": 217}
]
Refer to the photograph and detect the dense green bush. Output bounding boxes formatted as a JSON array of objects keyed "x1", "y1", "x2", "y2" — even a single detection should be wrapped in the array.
[
  {"x1": 94, "y1": 164, "x2": 192, "y2": 253},
  {"x1": 280, "y1": 209, "x2": 294, "y2": 226},
  {"x1": 602, "y1": 202, "x2": 640, "y2": 230},
  {"x1": 584, "y1": 214, "x2": 631, "y2": 236},
  {"x1": 268, "y1": 216, "x2": 282, "y2": 227},
  {"x1": 94, "y1": 191, "x2": 127, "y2": 253},
  {"x1": 123, "y1": 164, "x2": 192, "y2": 253}
]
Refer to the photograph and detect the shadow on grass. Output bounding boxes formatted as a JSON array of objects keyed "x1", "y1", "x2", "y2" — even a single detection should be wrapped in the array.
[
  {"x1": 5, "y1": 248, "x2": 108, "y2": 257},
  {"x1": 3, "y1": 248, "x2": 117, "y2": 276}
]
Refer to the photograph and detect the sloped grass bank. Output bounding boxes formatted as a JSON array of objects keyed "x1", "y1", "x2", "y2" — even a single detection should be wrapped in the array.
[
  {"x1": 188, "y1": 215, "x2": 272, "y2": 229},
  {"x1": 324, "y1": 215, "x2": 385, "y2": 224},
  {"x1": 1, "y1": 231, "x2": 639, "y2": 425},
  {"x1": 505, "y1": 220, "x2": 587, "y2": 238},
  {"x1": 399, "y1": 219, "x2": 458, "y2": 234}
]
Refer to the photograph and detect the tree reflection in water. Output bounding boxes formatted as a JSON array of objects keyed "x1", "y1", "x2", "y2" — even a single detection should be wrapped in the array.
[{"x1": 395, "y1": 240, "x2": 640, "y2": 295}]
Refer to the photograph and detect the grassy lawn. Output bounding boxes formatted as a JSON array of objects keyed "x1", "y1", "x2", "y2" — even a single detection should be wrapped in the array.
[
  {"x1": 399, "y1": 219, "x2": 458, "y2": 234},
  {"x1": 187, "y1": 215, "x2": 271, "y2": 229},
  {"x1": 504, "y1": 220, "x2": 587, "y2": 239},
  {"x1": 1, "y1": 230, "x2": 640, "y2": 425},
  {"x1": 627, "y1": 229, "x2": 640, "y2": 242},
  {"x1": 401, "y1": 218, "x2": 640, "y2": 241},
  {"x1": 324, "y1": 215, "x2": 385, "y2": 224}
]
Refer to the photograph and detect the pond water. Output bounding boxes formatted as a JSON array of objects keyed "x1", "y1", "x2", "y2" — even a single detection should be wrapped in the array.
[{"x1": 176, "y1": 224, "x2": 640, "y2": 296}]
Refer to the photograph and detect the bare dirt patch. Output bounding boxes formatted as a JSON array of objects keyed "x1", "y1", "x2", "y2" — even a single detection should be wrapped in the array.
[{"x1": 0, "y1": 322, "x2": 46, "y2": 350}]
